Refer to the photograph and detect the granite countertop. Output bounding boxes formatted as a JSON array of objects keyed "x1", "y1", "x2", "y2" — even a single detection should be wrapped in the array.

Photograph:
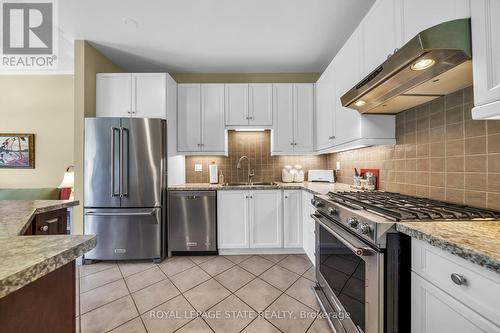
[
  {"x1": 168, "y1": 181, "x2": 355, "y2": 195},
  {"x1": 397, "y1": 221, "x2": 500, "y2": 274},
  {"x1": 0, "y1": 200, "x2": 96, "y2": 299}
]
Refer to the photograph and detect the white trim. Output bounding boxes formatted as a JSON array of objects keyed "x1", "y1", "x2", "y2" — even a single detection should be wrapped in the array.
[
  {"x1": 472, "y1": 100, "x2": 500, "y2": 120},
  {"x1": 219, "y1": 248, "x2": 304, "y2": 255}
]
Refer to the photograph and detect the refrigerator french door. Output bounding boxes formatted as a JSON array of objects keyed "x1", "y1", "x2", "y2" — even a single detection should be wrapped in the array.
[{"x1": 84, "y1": 117, "x2": 166, "y2": 261}]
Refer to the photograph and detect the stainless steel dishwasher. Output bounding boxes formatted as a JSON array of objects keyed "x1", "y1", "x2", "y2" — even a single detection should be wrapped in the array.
[{"x1": 168, "y1": 191, "x2": 217, "y2": 254}]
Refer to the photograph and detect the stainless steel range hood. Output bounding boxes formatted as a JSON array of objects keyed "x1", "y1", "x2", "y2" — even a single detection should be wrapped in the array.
[{"x1": 341, "y1": 19, "x2": 472, "y2": 114}]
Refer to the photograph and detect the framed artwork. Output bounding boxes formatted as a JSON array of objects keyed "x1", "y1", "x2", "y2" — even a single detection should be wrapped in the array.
[{"x1": 0, "y1": 133, "x2": 35, "y2": 168}]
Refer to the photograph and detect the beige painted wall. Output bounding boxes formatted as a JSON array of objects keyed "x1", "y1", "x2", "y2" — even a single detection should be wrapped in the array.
[
  {"x1": 73, "y1": 41, "x2": 124, "y2": 234},
  {"x1": 171, "y1": 72, "x2": 321, "y2": 83},
  {"x1": 0, "y1": 75, "x2": 74, "y2": 188}
]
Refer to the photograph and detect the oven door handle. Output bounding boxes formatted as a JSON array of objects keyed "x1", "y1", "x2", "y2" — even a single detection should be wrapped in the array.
[{"x1": 311, "y1": 213, "x2": 374, "y2": 257}]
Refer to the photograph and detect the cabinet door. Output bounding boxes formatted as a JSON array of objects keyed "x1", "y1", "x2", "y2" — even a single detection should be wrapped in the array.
[
  {"x1": 96, "y1": 73, "x2": 132, "y2": 117},
  {"x1": 315, "y1": 65, "x2": 335, "y2": 151},
  {"x1": 249, "y1": 84, "x2": 273, "y2": 126},
  {"x1": 272, "y1": 84, "x2": 294, "y2": 153},
  {"x1": 402, "y1": 0, "x2": 470, "y2": 44},
  {"x1": 201, "y1": 84, "x2": 226, "y2": 152},
  {"x1": 334, "y1": 35, "x2": 362, "y2": 146},
  {"x1": 293, "y1": 84, "x2": 315, "y2": 152},
  {"x1": 471, "y1": 0, "x2": 500, "y2": 117},
  {"x1": 177, "y1": 84, "x2": 201, "y2": 152},
  {"x1": 217, "y1": 191, "x2": 249, "y2": 249},
  {"x1": 225, "y1": 84, "x2": 249, "y2": 126},
  {"x1": 283, "y1": 190, "x2": 302, "y2": 248},
  {"x1": 411, "y1": 272, "x2": 499, "y2": 333},
  {"x1": 249, "y1": 190, "x2": 283, "y2": 248},
  {"x1": 360, "y1": 0, "x2": 402, "y2": 75},
  {"x1": 302, "y1": 191, "x2": 315, "y2": 264},
  {"x1": 132, "y1": 73, "x2": 166, "y2": 119}
]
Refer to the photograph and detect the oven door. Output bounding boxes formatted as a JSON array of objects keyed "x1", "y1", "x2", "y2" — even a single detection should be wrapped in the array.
[{"x1": 311, "y1": 213, "x2": 384, "y2": 333}]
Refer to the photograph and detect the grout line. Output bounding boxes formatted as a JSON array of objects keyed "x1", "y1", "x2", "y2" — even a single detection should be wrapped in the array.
[{"x1": 116, "y1": 263, "x2": 149, "y2": 333}]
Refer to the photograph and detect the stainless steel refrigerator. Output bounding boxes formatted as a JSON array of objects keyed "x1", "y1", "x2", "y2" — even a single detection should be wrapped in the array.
[{"x1": 84, "y1": 117, "x2": 167, "y2": 262}]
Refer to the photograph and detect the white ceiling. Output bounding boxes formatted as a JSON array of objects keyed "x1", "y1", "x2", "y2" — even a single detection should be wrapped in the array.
[{"x1": 59, "y1": 0, "x2": 374, "y2": 73}]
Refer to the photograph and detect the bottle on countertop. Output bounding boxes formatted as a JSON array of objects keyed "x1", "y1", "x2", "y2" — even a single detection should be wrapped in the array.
[
  {"x1": 209, "y1": 161, "x2": 218, "y2": 184},
  {"x1": 218, "y1": 171, "x2": 225, "y2": 184}
]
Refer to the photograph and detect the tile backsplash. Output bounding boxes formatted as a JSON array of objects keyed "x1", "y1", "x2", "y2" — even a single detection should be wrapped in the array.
[
  {"x1": 327, "y1": 86, "x2": 500, "y2": 210},
  {"x1": 185, "y1": 131, "x2": 326, "y2": 183}
]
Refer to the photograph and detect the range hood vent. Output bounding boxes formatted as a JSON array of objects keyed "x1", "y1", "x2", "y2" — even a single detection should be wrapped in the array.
[{"x1": 341, "y1": 19, "x2": 472, "y2": 114}]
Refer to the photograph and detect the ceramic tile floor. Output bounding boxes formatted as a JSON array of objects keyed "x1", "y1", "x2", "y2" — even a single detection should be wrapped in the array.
[{"x1": 76, "y1": 254, "x2": 332, "y2": 333}]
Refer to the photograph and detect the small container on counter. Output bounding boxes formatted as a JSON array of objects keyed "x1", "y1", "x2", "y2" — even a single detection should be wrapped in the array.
[
  {"x1": 293, "y1": 165, "x2": 304, "y2": 182},
  {"x1": 282, "y1": 165, "x2": 294, "y2": 183}
]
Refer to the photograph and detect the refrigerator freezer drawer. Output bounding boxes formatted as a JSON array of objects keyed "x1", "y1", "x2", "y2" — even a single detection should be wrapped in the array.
[
  {"x1": 168, "y1": 191, "x2": 217, "y2": 252},
  {"x1": 84, "y1": 208, "x2": 161, "y2": 260}
]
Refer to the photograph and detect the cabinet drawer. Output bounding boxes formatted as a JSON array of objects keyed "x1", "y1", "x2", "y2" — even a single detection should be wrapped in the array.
[
  {"x1": 412, "y1": 239, "x2": 500, "y2": 327},
  {"x1": 33, "y1": 209, "x2": 67, "y2": 235}
]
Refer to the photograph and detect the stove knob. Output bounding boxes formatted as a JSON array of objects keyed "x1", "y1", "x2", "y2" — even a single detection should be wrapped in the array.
[
  {"x1": 328, "y1": 207, "x2": 338, "y2": 215},
  {"x1": 346, "y1": 217, "x2": 359, "y2": 228},
  {"x1": 313, "y1": 200, "x2": 324, "y2": 208},
  {"x1": 359, "y1": 223, "x2": 371, "y2": 235}
]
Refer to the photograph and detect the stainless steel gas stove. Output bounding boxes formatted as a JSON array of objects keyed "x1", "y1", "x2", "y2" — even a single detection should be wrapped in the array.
[{"x1": 311, "y1": 191, "x2": 500, "y2": 333}]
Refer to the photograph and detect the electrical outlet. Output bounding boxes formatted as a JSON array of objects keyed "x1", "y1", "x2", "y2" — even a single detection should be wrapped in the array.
[
  {"x1": 194, "y1": 164, "x2": 202, "y2": 172},
  {"x1": 336, "y1": 161, "x2": 341, "y2": 170}
]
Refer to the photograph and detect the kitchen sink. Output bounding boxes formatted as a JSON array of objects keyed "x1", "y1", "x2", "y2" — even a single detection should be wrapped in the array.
[{"x1": 221, "y1": 182, "x2": 278, "y2": 187}]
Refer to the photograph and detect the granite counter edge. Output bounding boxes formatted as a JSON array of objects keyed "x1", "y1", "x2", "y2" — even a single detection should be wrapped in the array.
[{"x1": 396, "y1": 224, "x2": 499, "y2": 274}]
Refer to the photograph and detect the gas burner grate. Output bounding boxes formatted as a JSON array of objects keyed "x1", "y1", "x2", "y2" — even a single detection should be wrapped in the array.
[{"x1": 327, "y1": 191, "x2": 500, "y2": 221}]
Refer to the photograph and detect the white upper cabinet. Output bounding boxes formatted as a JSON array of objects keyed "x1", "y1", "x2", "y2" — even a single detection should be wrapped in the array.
[
  {"x1": 315, "y1": 64, "x2": 336, "y2": 151},
  {"x1": 225, "y1": 84, "x2": 248, "y2": 126},
  {"x1": 177, "y1": 84, "x2": 202, "y2": 152},
  {"x1": 201, "y1": 84, "x2": 226, "y2": 152},
  {"x1": 401, "y1": 0, "x2": 470, "y2": 44},
  {"x1": 273, "y1": 84, "x2": 295, "y2": 152},
  {"x1": 249, "y1": 190, "x2": 283, "y2": 248},
  {"x1": 97, "y1": 73, "x2": 168, "y2": 118},
  {"x1": 249, "y1": 84, "x2": 273, "y2": 126},
  {"x1": 293, "y1": 84, "x2": 315, "y2": 152},
  {"x1": 96, "y1": 73, "x2": 132, "y2": 117},
  {"x1": 360, "y1": 0, "x2": 403, "y2": 75},
  {"x1": 471, "y1": 0, "x2": 500, "y2": 120},
  {"x1": 273, "y1": 83, "x2": 315, "y2": 154},
  {"x1": 132, "y1": 73, "x2": 167, "y2": 118},
  {"x1": 225, "y1": 83, "x2": 273, "y2": 126},
  {"x1": 177, "y1": 84, "x2": 226, "y2": 154},
  {"x1": 334, "y1": 31, "x2": 363, "y2": 146},
  {"x1": 283, "y1": 190, "x2": 302, "y2": 248}
]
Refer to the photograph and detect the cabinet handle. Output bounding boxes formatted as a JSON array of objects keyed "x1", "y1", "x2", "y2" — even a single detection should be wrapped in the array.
[
  {"x1": 249, "y1": 195, "x2": 253, "y2": 199},
  {"x1": 285, "y1": 195, "x2": 289, "y2": 199},
  {"x1": 39, "y1": 225, "x2": 49, "y2": 232},
  {"x1": 329, "y1": 136, "x2": 335, "y2": 140},
  {"x1": 450, "y1": 273, "x2": 467, "y2": 286}
]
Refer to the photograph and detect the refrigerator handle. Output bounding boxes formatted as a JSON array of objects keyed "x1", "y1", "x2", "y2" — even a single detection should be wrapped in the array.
[
  {"x1": 111, "y1": 127, "x2": 120, "y2": 197},
  {"x1": 120, "y1": 127, "x2": 129, "y2": 197}
]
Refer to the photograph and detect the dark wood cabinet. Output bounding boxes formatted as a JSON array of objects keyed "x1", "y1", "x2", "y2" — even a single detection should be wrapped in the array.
[{"x1": 25, "y1": 208, "x2": 67, "y2": 235}]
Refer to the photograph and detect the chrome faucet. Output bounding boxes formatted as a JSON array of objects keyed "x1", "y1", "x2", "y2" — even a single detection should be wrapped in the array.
[{"x1": 237, "y1": 155, "x2": 255, "y2": 184}]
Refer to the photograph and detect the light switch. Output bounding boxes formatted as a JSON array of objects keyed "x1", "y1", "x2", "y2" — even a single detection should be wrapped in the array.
[{"x1": 194, "y1": 164, "x2": 202, "y2": 172}]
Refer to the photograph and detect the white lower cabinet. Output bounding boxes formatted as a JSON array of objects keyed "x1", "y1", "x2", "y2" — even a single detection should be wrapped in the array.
[
  {"x1": 411, "y1": 240, "x2": 500, "y2": 332},
  {"x1": 250, "y1": 190, "x2": 283, "y2": 248},
  {"x1": 283, "y1": 190, "x2": 302, "y2": 248},
  {"x1": 217, "y1": 190, "x2": 249, "y2": 249},
  {"x1": 218, "y1": 190, "x2": 282, "y2": 250},
  {"x1": 301, "y1": 191, "x2": 315, "y2": 264},
  {"x1": 218, "y1": 189, "x2": 306, "y2": 252},
  {"x1": 412, "y1": 273, "x2": 499, "y2": 333}
]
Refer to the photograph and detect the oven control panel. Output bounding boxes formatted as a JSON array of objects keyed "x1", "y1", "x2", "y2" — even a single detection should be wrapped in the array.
[{"x1": 313, "y1": 196, "x2": 377, "y2": 245}]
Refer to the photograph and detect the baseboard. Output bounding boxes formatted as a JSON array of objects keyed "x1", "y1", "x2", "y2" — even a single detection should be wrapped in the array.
[{"x1": 219, "y1": 248, "x2": 305, "y2": 255}]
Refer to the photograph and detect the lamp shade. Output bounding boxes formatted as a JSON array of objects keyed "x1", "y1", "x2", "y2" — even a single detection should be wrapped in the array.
[{"x1": 59, "y1": 171, "x2": 74, "y2": 189}]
